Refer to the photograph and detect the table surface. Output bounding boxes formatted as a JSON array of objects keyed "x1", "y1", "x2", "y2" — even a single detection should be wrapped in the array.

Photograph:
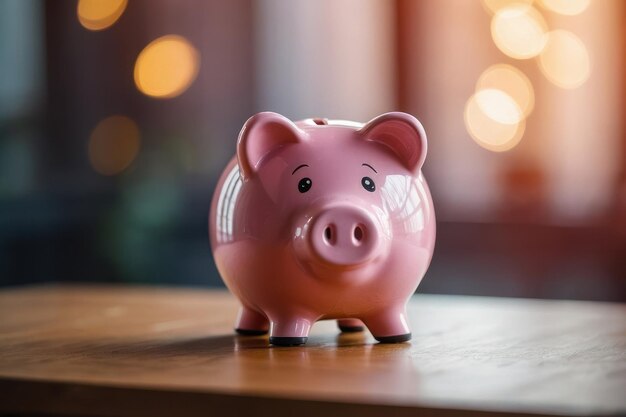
[{"x1": 0, "y1": 285, "x2": 624, "y2": 417}]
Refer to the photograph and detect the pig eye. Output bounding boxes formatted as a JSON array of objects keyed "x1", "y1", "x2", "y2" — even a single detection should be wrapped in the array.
[
  {"x1": 298, "y1": 177, "x2": 312, "y2": 193},
  {"x1": 361, "y1": 177, "x2": 375, "y2": 192}
]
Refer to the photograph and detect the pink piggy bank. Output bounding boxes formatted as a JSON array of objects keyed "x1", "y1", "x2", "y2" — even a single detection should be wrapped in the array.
[{"x1": 210, "y1": 112, "x2": 435, "y2": 346}]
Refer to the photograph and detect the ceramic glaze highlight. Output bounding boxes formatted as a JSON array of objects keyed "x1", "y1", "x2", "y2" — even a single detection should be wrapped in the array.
[{"x1": 209, "y1": 112, "x2": 436, "y2": 346}]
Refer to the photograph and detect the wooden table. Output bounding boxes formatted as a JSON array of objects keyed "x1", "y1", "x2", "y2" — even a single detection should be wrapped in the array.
[{"x1": 0, "y1": 285, "x2": 624, "y2": 417}]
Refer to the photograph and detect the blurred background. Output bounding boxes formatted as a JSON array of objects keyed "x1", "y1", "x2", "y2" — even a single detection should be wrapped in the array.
[{"x1": 0, "y1": 0, "x2": 624, "y2": 301}]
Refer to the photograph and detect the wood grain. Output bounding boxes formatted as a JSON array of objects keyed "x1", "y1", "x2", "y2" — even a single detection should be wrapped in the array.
[{"x1": 0, "y1": 284, "x2": 624, "y2": 417}]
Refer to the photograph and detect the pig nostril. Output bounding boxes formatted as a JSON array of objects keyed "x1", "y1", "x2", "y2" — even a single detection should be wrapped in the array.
[
  {"x1": 353, "y1": 225, "x2": 364, "y2": 244},
  {"x1": 324, "y1": 225, "x2": 333, "y2": 245}
]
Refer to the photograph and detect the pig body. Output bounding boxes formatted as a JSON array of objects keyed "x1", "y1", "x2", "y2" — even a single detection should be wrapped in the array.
[{"x1": 209, "y1": 112, "x2": 435, "y2": 346}]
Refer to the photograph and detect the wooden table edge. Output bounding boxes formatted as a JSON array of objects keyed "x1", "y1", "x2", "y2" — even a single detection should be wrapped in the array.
[{"x1": 1, "y1": 376, "x2": 619, "y2": 417}]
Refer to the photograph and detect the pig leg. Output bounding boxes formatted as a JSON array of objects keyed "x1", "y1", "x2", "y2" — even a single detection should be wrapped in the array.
[
  {"x1": 235, "y1": 306, "x2": 270, "y2": 336},
  {"x1": 362, "y1": 308, "x2": 412, "y2": 343},
  {"x1": 337, "y1": 318, "x2": 365, "y2": 333},
  {"x1": 268, "y1": 316, "x2": 313, "y2": 346}
]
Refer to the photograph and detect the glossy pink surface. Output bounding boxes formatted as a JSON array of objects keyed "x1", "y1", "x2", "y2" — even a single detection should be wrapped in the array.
[{"x1": 209, "y1": 112, "x2": 436, "y2": 346}]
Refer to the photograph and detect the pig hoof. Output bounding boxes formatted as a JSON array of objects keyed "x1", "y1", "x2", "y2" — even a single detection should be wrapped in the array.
[
  {"x1": 338, "y1": 325, "x2": 365, "y2": 333},
  {"x1": 269, "y1": 336, "x2": 308, "y2": 346},
  {"x1": 374, "y1": 333, "x2": 412, "y2": 344},
  {"x1": 235, "y1": 328, "x2": 268, "y2": 336}
]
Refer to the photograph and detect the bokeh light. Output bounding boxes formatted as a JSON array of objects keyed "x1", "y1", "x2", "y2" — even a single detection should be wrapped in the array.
[
  {"x1": 88, "y1": 115, "x2": 141, "y2": 176},
  {"x1": 491, "y1": 4, "x2": 548, "y2": 59},
  {"x1": 539, "y1": 30, "x2": 590, "y2": 89},
  {"x1": 538, "y1": 0, "x2": 590, "y2": 16},
  {"x1": 464, "y1": 91, "x2": 525, "y2": 152},
  {"x1": 77, "y1": 0, "x2": 127, "y2": 31},
  {"x1": 482, "y1": 0, "x2": 533, "y2": 15},
  {"x1": 134, "y1": 35, "x2": 200, "y2": 99},
  {"x1": 477, "y1": 64, "x2": 534, "y2": 118},
  {"x1": 475, "y1": 88, "x2": 523, "y2": 124}
]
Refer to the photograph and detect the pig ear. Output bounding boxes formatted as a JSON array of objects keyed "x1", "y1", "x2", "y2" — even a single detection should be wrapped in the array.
[
  {"x1": 358, "y1": 112, "x2": 427, "y2": 173},
  {"x1": 237, "y1": 112, "x2": 304, "y2": 179}
]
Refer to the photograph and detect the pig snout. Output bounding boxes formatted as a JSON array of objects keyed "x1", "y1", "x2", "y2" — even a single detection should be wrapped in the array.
[{"x1": 308, "y1": 204, "x2": 381, "y2": 267}]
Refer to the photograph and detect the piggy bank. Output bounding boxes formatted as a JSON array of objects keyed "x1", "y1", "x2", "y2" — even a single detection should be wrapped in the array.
[{"x1": 209, "y1": 112, "x2": 435, "y2": 346}]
